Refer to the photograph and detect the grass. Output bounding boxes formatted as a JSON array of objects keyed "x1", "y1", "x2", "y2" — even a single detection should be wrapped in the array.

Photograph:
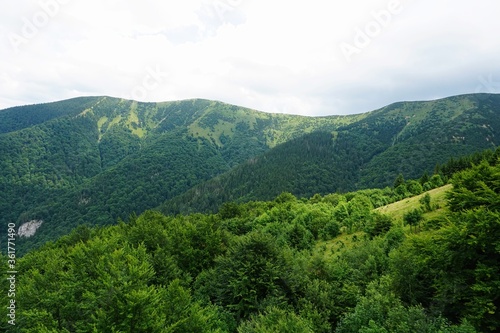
[
  {"x1": 186, "y1": 102, "x2": 367, "y2": 148},
  {"x1": 376, "y1": 184, "x2": 452, "y2": 224},
  {"x1": 97, "y1": 116, "x2": 108, "y2": 130},
  {"x1": 315, "y1": 231, "x2": 365, "y2": 259},
  {"x1": 97, "y1": 116, "x2": 109, "y2": 141},
  {"x1": 188, "y1": 119, "x2": 236, "y2": 147},
  {"x1": 316, "y1": 184, "x2": 454, "y2": 259},
  {"x1": 127, "y1": 102, "x2": 147, "y2": 138}
]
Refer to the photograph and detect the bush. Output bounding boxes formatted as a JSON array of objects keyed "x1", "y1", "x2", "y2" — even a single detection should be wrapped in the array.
[
  {"x1": 367, "y1": 214, "x2": 393, "y2": 238},
  {"x1": 319, "y1": 220, "x2": 341, "y2": 240}
]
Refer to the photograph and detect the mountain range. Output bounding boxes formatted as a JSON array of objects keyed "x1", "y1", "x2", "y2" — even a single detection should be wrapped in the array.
[{"x1": 1, "y1": 93, "x2": 499, "y2": 253}]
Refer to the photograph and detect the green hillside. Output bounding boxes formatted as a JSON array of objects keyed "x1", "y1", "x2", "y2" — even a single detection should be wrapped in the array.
[
  {"x1": 0, "y1": 97, "x2": 357, "y2": 253},
  {"x1": 2, "y1": 155, "x2": 499, "y2": 332},
  {"x1": 358, "y1": 93, "x2": 500, "y2": 187},
  {"x1": 160, "y1": 94, "x2": 500, "y2": 215},
  {"x1": 376, "y1": 184, "x2": 452, "y2": 223},
  {"x1": 0, "y1": 96, "x2": 101, "y2": 134},
  {"x1": 1, "y1": 93, "x2": 500, "y2": 254}
]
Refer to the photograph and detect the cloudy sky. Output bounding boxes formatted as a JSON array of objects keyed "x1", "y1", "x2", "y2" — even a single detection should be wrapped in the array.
[{"x1": 1, "y1": 0, "x2": 500, "y2": 115}]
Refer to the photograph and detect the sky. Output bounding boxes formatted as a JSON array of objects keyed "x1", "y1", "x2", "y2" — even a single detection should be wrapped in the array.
[{"x1": 1, "y1": 0, "x2": 500, "y2": 116}]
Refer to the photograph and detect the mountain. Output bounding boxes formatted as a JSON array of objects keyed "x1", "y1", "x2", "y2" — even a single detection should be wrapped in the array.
[
  {"x1": 0, "y1": 96, "x2": 356, "y2": 252},
  {"x1": 1, "y1": 93, "x2": 499, "y2": 253},
  {"x1": 160, "y1": 93, "x2": 500, "y2": 214}
]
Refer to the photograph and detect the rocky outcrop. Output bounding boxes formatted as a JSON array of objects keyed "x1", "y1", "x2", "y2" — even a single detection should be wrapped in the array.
[{"x1": 18, "y1": 220, "x2": 43, "y2": 238}]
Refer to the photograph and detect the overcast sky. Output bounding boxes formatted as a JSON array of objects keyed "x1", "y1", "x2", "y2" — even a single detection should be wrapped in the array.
[{"x1": 1, "y1": 0, "x2": 500, "y2": 116}]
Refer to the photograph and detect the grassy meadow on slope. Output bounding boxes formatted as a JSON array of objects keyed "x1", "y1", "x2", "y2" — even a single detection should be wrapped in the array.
[{"x1": 376, "y1": 184, "x2": 452, "y2": 222}]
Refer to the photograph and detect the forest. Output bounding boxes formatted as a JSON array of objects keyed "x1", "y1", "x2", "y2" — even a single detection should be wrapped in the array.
[
  {"x1": 2, "y1": 94, "x2": 500, "y2": 255},
  {"x1": 2, "y1": 149, "x2": 499, "y2": 332}
]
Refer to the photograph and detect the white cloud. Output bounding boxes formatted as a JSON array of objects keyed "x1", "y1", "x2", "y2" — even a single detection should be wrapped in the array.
[{"x1": 1, "y1": 0, "x2": 500, "y2": 115}]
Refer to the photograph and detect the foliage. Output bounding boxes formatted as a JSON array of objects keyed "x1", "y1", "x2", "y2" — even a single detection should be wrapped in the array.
[
  {"x1": 3, "y1": 94, "x2": 500, "y2": 331},
  {"x1": 199, "y1": 232, "x2": 290, "y2": 321},
  {"x1": 447, "y1": 160, "x2": 500, "y2": 212},
  {"x1": 5, "y1": 188, "x2": 392, "y2": 331},
  {"x1": 389, "y1": 161, "x2": 500, "y2": 331},
  {"x1": 335, "y1": 276, "x2": 474, "y2": 333},
  {"x1": 238, "y1": 307, "x2": 314, "y2": 333},
  {"x1": 366, "y1": 213, "x2": 393, "y2": 238},
  {"x1": 419, "y1": 193, "x2": 432, "y2": 212},
  {"x1": 403, "y1": 209, "x2": 423, "y2": 231},
  {"x1": 2, "y1": 95, "x2": 500, "y2": 254},
  {"x1": 10, "y1": 158, "x2": 500, "y2": 332}
]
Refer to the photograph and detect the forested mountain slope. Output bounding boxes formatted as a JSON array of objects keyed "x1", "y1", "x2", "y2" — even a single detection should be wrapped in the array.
[
  {"x1": 161, "y1": 93, "x2": 500, "y2": 215},
  {"x1": 357, "y1": 93, "x2": 500, "y2": 187},
  {"x1": 0, "y1": 97, "x2": 356, "y2": 253},
  {"x1": 3, "y1": 154, "x2": 499, "y2": 332},
  {"x1": 1, "y1": 94, "x2": 500, "y2": 253}
]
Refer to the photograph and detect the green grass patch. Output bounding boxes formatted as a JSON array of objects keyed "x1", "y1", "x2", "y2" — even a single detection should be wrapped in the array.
[
  {"x1": 376, "y1": 184, "x2": 452, "y2": 223},
  {"x1": 126, "y1": 101, "x2": 147, "y2": 138},
  {"x1": 97, "y1": 116, "x2": 108, "y2": 131},
  {"x1": 315, "y1": 232, "x2": 365, "y2": 259}
]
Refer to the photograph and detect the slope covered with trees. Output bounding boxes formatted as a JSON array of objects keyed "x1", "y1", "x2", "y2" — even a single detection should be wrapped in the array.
[
  {"x1": 0, "y1": 97, "x2": 354, "y2": 254},
  {"x1": 2, "y1": 153, "x2": 499, "y2": 332},
  {"x1": 1, "y1": 93, "x2": 500, "y2": 254},
  {"x1": 160, "y1": 94, "x2": 500, "y2": 215},
  {"x1": 358, "y1": 93, "x2": 500, "y2": 187}
]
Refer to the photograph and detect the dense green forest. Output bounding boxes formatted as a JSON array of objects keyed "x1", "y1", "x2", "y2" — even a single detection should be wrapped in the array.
[
  {"x1": 2, "y1": 151, "x2": 499, "y2": 332},
  {"x1": 1, "y1": 93, "x2": 500, "y2": 255},
  {"x1": 0, "y1": 97, "x2": 352, "y2": 254},
  {"x1": 161, "y1": 94, "x2": 500, "y2": 216}
]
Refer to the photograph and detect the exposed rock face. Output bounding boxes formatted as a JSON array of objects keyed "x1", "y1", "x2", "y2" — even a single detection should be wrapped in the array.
[{"x1": 18, "y1": 220, "x2": 43, "y2": 238}]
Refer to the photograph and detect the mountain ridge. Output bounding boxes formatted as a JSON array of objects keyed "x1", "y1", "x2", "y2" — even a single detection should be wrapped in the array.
[
  {"x1": 159, "y1": 93, "x2": 500, "y2": 214},
  {"x1": 1, "y1": 93, "x2": 499, "y2": 253}
]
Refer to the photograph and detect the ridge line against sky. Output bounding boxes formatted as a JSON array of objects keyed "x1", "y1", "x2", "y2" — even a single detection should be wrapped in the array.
[
  {"x1": 3, "y1": 92, "x2": 499, "y2": 119},
  {"x1": 1, "y1": 0, "x2": 500, "y2": 116}
]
